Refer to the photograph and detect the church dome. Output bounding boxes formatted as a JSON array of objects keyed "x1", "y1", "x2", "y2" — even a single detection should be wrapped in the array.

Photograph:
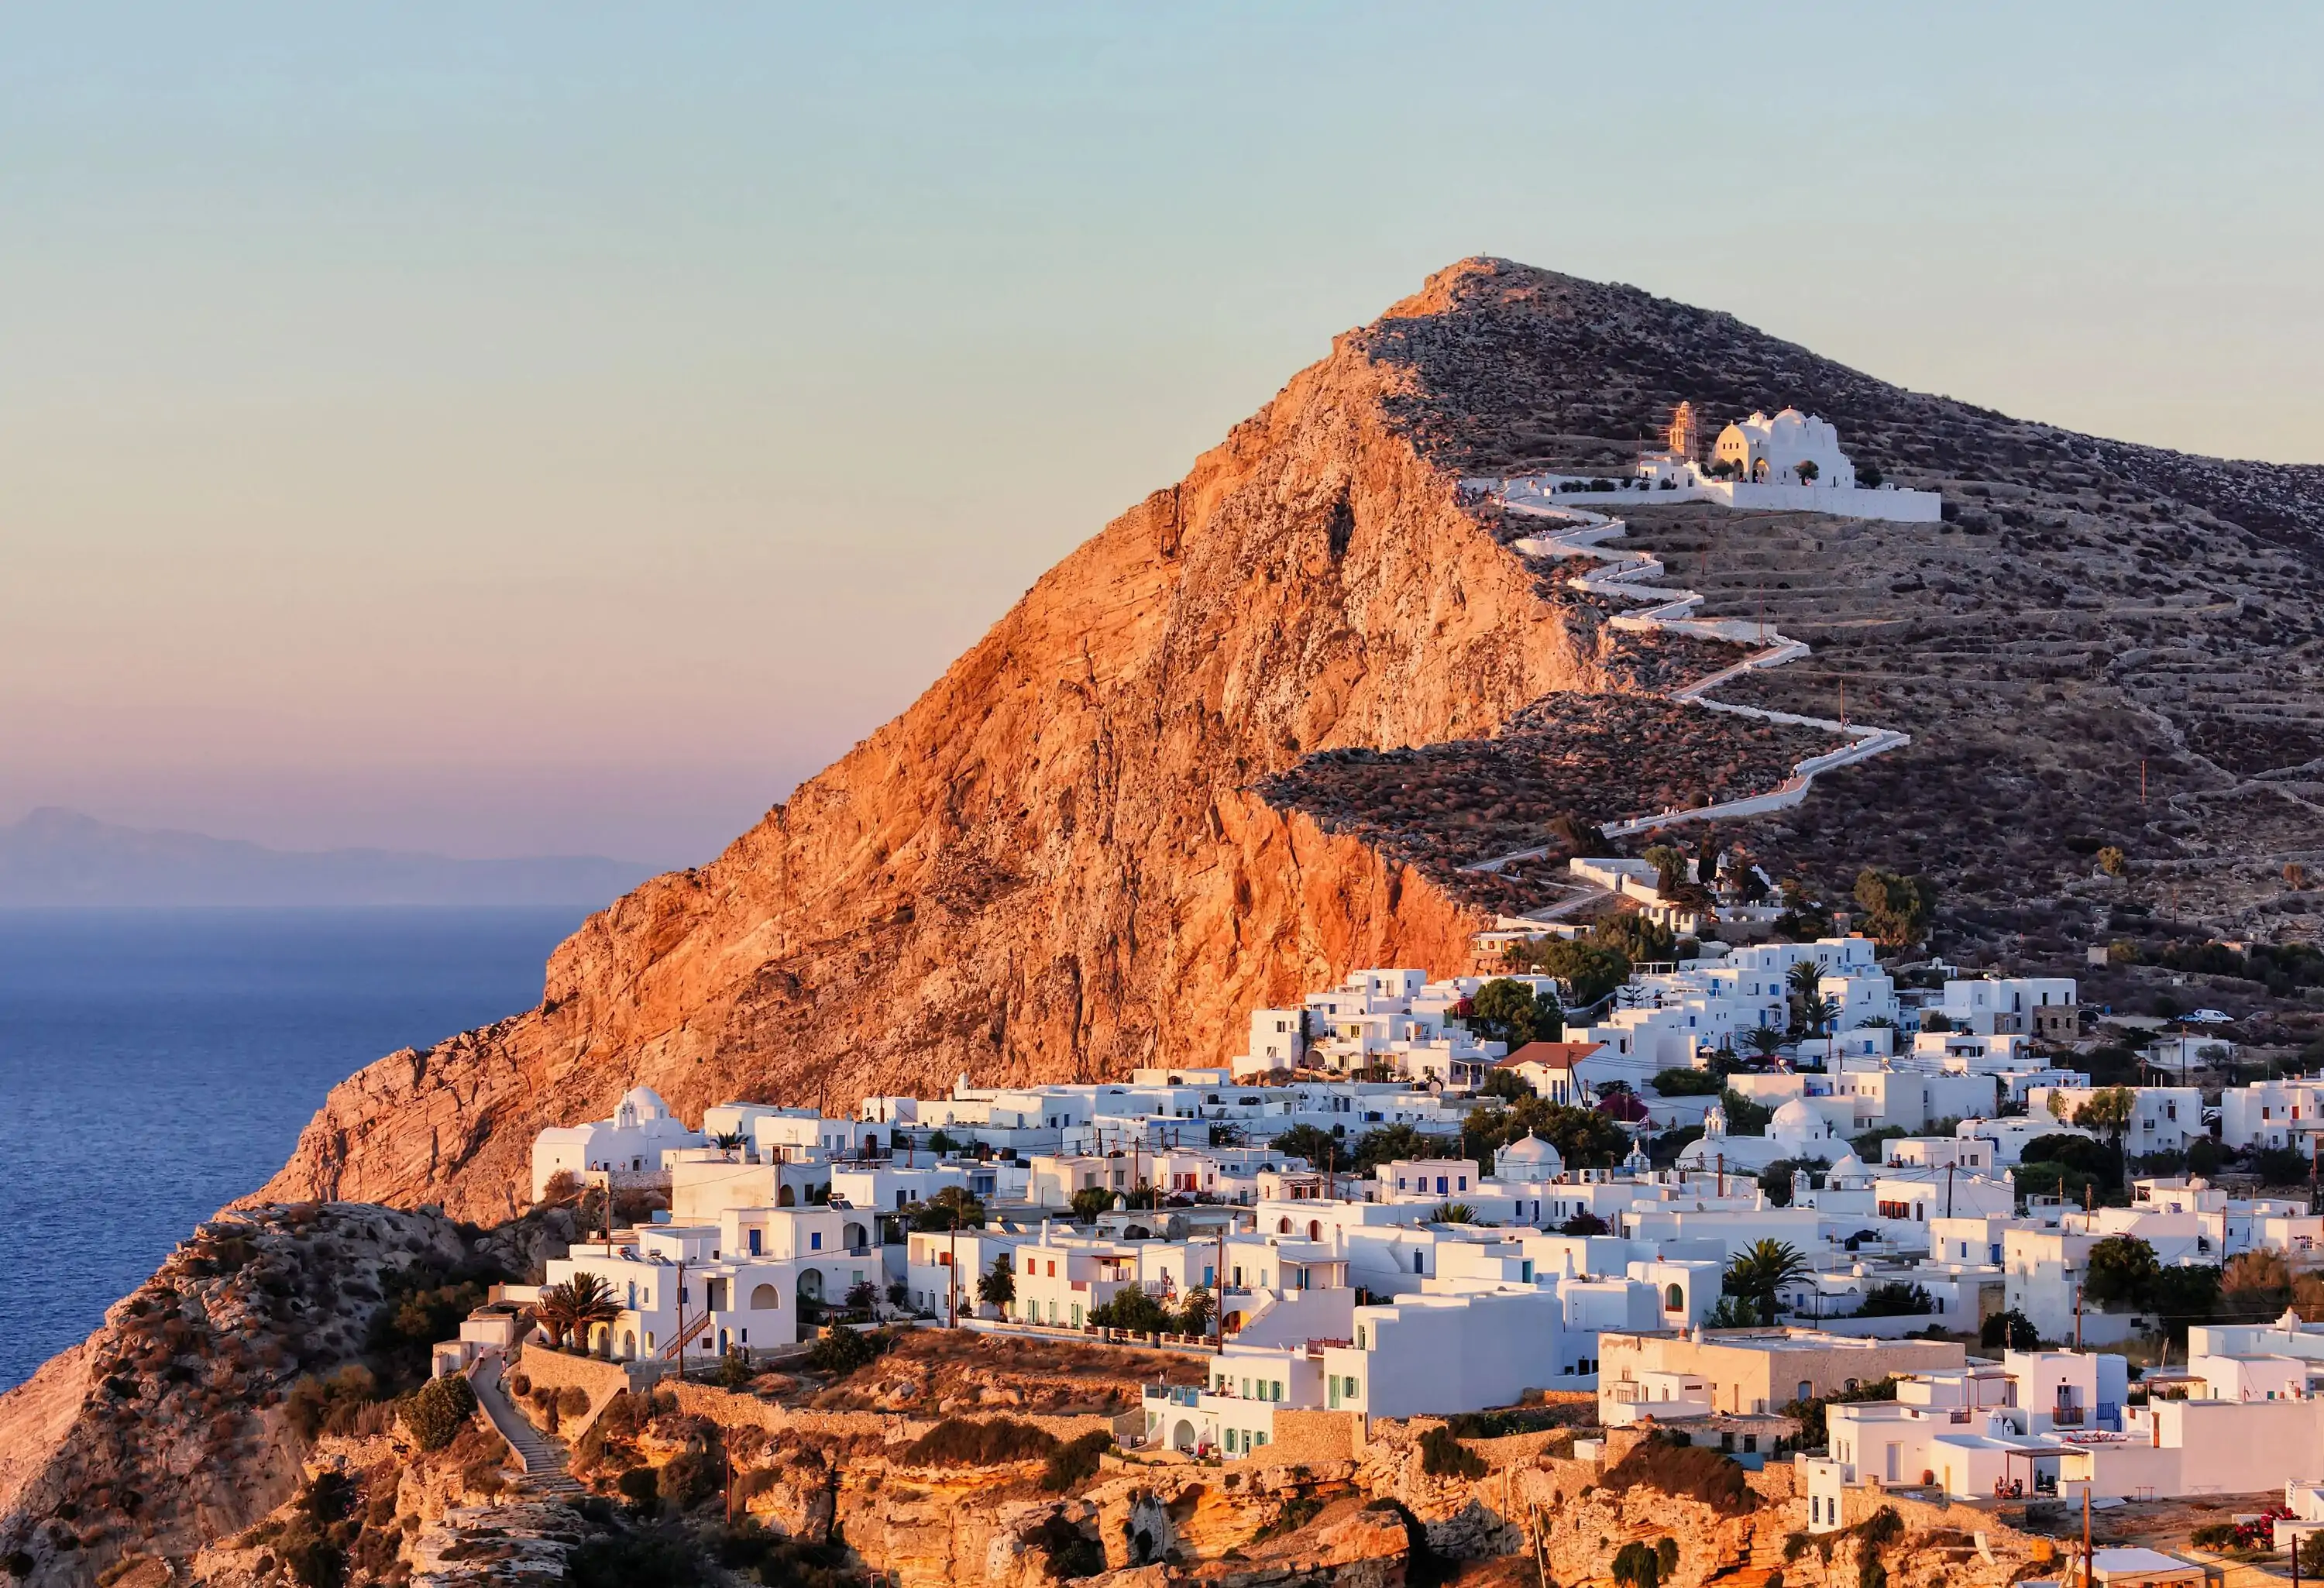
[
  {"x1": 1826, "y1": 1150, "x2": 1870, "y2": 1187},
  {"x1": 619, "y1": 1085, "x2": 673, "y2": 1120},
  {"x1": 1768, "y1": 1098, "x2": 1831, "y2": 1143},
  {"x1": 1500, "y1": 1131, "x2": 1563, "y2": 1168}
]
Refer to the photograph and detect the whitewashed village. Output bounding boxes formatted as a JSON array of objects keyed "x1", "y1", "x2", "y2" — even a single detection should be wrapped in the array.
[
  {"x1": 419, "y1": 832, "x2": 2324, "y2": 1583},
  {"x1": 32, "y1": 389, "x2": 2313, "y2": 1588},
  {"x1": 370, "y1": 403, "x2": 2324, "y2": 1588}
]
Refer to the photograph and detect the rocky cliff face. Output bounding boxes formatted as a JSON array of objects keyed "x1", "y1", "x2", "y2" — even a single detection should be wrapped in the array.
[
  {"x1": 250, "y1": 256, "x2": 2324, "y2": 1225},
  {"x1": 253, "y1": 263, "x2": 1618, "y2": 1222}
]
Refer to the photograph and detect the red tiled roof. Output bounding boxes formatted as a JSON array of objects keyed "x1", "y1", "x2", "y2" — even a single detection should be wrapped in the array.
[{"x1": 1497, "y1": 1041, "x2": 1607, "y2": 1070}]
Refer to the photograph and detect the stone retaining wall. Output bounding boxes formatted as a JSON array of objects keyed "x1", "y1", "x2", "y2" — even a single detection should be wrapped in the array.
[
  {"x1": 669, "y1": 1382, "x2": 1134, "y2": 1449},
  {"x1": 1250, "y1": 1410, "x2": 1361, "y2": 1467}
]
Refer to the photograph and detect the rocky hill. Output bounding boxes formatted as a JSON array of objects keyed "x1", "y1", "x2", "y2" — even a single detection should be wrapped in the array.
[{"x1": 244, "y1": 257, "x2": 2324, "y2": 1225}]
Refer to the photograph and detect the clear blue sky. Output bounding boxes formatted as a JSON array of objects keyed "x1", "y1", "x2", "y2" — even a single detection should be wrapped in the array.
[{"x1": 3, "y1": 3, "x2": 2317, "y2": 866}]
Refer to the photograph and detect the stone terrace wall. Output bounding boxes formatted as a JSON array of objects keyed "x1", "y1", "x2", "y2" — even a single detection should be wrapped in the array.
[
  {"x1": 1252, "y1": 1410, "x2": 1362, "y2": 1468},
  {"x1": 670, "y1": 1382, "x2": 1133, "y2": 1447}
]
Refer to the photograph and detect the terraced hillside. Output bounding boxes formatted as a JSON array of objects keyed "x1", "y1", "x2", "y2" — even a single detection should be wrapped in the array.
[{"x1": 1606, "y1": 498, "x2": 2324, "y2": 951}]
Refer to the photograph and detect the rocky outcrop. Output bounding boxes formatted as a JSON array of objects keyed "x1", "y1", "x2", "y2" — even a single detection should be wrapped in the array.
[
  {"x1": 0, "y1": 1203, "x2": 576, "y2": 1588},
  {"x1": 253, "y1": 267, "x2": 1616, "y2": 1222}
]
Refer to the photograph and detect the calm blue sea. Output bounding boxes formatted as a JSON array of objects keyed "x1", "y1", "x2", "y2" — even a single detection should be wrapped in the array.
[{"x1": 0, "y1": 907, "x2": 585, "y2": 1392}]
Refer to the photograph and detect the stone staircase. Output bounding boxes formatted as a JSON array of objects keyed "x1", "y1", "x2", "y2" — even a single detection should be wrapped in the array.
[{"x1": 469, "y1": 1356, "x2": 584, "y2": 1497}]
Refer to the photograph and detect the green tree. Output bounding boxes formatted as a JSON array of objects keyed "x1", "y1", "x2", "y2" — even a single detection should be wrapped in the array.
[
  {"x1": 1467, "y1": 978, "x2": 1563, "y2": 1048},
  {"x1": 1592, "y1": 913, "x2": 1676, "y2": 967},
  {"x1": 1640, "y1": 844, "x2": 1690, "y2": 894},
  {"x1": 1069, "y1": 1186, "x2": 1116, "y2": 1222},
  {"x1": 908, "y1": 1186, "x2": 987, "y2": 1232},
  {"x1": 1089, "y1": 1287, "x2": 1175, "y2": 1333},
  {"x1": 1719, "y1": 1088, "x2": 1774, "y2": 1135},
  {"x1": 1269, "y1": 1125, "x2": 1341, "y2": 1168},
  {"x1": 2073, "y1": 1087, "x2": 2138, "y2": 1182},
  {"x1": 1981, "y1": 1309, "x2": 2044, "y2": 1350},
  {"x1": 531, "y1": 1272, "x2": 620, "y2": 1353},
  {"x1": 1703, "y1": 1295, "x2": 1759, "y2": 1328},
  {"x1": 1853, "y1": 869, "x2": 1937, "y2": 947},
  {"x1": 1724, "y1": 1239, "x2": 1812, "y2": 1325},
  {"x1": 1507, "y1": 937, "x2": 1631, "y2": 1007},
  {"x1": 978, "y1": 1253, "x2": 1016, "y2": 1311},
  {"x1": 1793, "y1": 459, "x2": 1820, "y2": 484},
  {"x1": 1478, "y1": 1069, "x2": 1533, "y2": 1102},
  {"x1": 1465, "y1": 1096, "x2": 1628, "y2": 1171},
  {"x1": 1651, "y1": 1067, "x2": 1723, "y2": 1097},
  {"x1": 1855, "y1": 1283, "x2": 1934, "y2": 1318},
  {"x1": 2082, "y1": 1235, "x2": 2161, "y2": 1309},
  {"x1": 403, "y1": 1374, "x2": 476, "y2": 1452},
  {"x1": 1351, "y1": 1123, "x2": 1459, "y2": 1174},
  {"x1": 1743, "y1": 1026, "x2": 1786, "y2": 1060}
]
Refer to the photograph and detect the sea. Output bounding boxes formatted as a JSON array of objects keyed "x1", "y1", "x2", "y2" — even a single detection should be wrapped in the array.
[{"x1": 0, "y1": 907, "x2": 587, "y2": 1393}]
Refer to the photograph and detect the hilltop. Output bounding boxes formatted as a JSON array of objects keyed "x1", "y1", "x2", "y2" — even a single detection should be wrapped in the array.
[{"x1": 243, "y1": 257, "x2": 2324, "y2": 1223}]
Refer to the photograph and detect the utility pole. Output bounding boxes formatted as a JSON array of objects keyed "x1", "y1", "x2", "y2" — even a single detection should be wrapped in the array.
[
  {"x1": 947, "y1": 1209, "x2": 959, "y2": 1329},
  {"x1": 2092, "y1": 1487, "x2": 2110, "y2": 1588},
  {"x1": 675, "y1": 1256, "x2": 690, "y2": 1383},
  {"x1": 1215, "y1": 1225, "x2": 1227, "y2": 1351},
  {"x1": 1946, "y1": 1161, "x2": 1955, "y2": 1221},
  {"x1": 2075, "y1": 1284, "x2": 2083, "y2": 1352}
]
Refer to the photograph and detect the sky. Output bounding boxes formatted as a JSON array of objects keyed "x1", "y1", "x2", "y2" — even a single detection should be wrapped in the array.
[{"x1": 4, "y1": 3, "x2": 2319, "y2": 868}]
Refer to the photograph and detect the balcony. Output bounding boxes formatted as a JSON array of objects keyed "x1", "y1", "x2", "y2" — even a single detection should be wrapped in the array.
[{"x1": 2051, "y1": 1404, "x2": 2085, "y2": 1428}]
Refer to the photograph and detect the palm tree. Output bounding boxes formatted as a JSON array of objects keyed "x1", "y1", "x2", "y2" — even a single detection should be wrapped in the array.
[
  {"x1": 711, "y1": 1132, "x2": 746, "y2": 1150},
  {"x1": 1724, "y1": 1239, "x2": 1813, "y2": 1326},
  {"x1": 1808, "y1": 995, "x2": 1843, "y2": 1036},
  {"x1": 1432, "y1": 1202, "x2": 1479, "y2": 1225},
  {"x1": 1786, "y1": 958, "x2": 1829, "y2": 1002},
  {"x1": 532, "y1": 1272, "x2": 621, "y2": 1353},
  {"x1": 1744, "y1": 1026, "x2": 1786, "y2": 1060}
]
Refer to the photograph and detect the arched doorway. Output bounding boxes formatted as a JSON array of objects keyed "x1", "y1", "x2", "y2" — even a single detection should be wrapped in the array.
[
  {"x1": 1173, "y1": 1419, "x2": 1198, "y2": 1453},
  {"x1": 1666, "y1": 1283, "x2": 1685, "y2": 1311},
  {"x1": 620, "y1": 1329, "x2": 637, "y2": 1359},
  {"x1": 844, "y1": 1222, "x2": 867, "y2": 1251},
  {"x1": 1307, "y1": 1220, "x2": 1321, "y2": 1242},
  {"x1": 718, "y1": 1328, "x2": 731, "y2": 1354},
  {"x1": 1277, "y1": 1217, "x2": 1291, "y2": 1234},
  {"x1": 751, "y1": 1283, "x2": 779, "y2": 1310},
  {"x1": 778, "y1": 1184, "x2": 796, "y2": 1207},
  {"x1": 798, "y1": 1270, "x2": 824, "y2": 1304}
]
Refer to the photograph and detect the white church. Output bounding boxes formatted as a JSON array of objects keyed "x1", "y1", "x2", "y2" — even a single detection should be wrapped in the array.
[
  {"x1": 1518, "y1": 401, "x2": 1941, "y2": 524},
  {"x1": 530, "y1": 1084, "x2": 705, "y2": 1198},
  {"x1": 1711, "y1": 408, "x2": 1856, "y2": 487}
]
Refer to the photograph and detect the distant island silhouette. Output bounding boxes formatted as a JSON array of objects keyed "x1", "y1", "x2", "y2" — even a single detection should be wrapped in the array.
[{"x1": 0, "y1": 807, "x2": 653, "y2": 906}]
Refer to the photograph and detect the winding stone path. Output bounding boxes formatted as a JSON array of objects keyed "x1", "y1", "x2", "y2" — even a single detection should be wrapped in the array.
[{"x1": 1465, "y1": 488, "x2": 1910, "y2": 874}]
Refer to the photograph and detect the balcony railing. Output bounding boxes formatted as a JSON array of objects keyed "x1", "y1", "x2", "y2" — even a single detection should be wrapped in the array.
[{"x1": 2051, "y1": 1404, "x2": 2085, "y2": 1427}]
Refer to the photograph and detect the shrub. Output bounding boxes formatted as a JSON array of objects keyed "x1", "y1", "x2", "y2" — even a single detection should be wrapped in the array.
[
  {"x1": 902, "y1": 1417, "x2": 1059, "y2": 1466},
  {"x1": 557, "y1": 1386, "x2": 590, "y2": 1418},
  {"x1": 568, "y1": 1531, "x2": 703, "y2": 1588},
  {"x1": 806, "y1": 1325, "x2": 892, "y2": 1376},
  {"x1": 1418, "y1": 1425, "x2": 1487, "y2": 1480},
  {"x1": 284, "y1": 1364, "x2": 380, "y2": 1440},
  {"x1": 505, "y1": 1372, "x2": 531, "y2": 1398},
  {"x1": 401, "y1": 1374, "x2": 476, "y2": 1452},
  {"x1": 659, "y1": 1449, "x2": 716, "y2": 1510},
  {"x1": 616, "y1": 1466, "x2": 660, "y2": 1511},
  {"x1": 297, "y1": 1471, "x2": 357, "y2": 1524},
  {"x1": 1040, "y1": 1431, "x2": 1112, "y2": 1492},
  {"x1": 1601, "y1": 1438, "x2": 1758, "y2": 1517}
]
